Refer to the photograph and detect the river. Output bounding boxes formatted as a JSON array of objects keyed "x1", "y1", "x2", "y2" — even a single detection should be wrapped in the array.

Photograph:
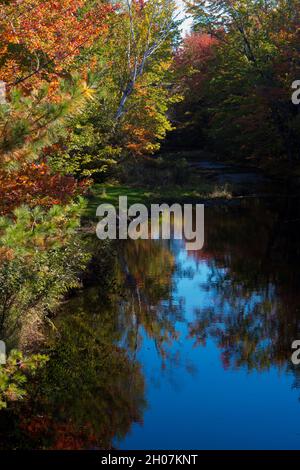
[{"x1": 1, "y1": 184, "x2": 300, "y2": 449}]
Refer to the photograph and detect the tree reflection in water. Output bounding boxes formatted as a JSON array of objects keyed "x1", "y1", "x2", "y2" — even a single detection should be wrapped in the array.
[
  {"x1": 1, "y1": 196, "x2": 300, "y2": 448},
  {"x1": 187, "y1": 198, "x2": 300, "y2": 372},
  {"x1": 0, "y1": 236, "x2": 182, "y2": 449}
]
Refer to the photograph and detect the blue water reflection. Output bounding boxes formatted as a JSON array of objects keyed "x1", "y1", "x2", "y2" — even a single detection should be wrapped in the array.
[{"x1": 118, "y1": 207, "x2": 300, "y2": 450}]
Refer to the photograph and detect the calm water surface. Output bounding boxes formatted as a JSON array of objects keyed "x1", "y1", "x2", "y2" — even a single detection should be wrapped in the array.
[{"x1": 1, "y1": 197, "x2": 300, "y2": 449}]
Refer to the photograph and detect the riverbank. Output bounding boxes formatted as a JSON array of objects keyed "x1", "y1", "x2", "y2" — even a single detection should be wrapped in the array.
[
  {"x1": 83, "y1": 152, "x2": 292, "y2": 222},
  {"x1": 83, "y1": 182, "x2": 233, "y2": 220}
]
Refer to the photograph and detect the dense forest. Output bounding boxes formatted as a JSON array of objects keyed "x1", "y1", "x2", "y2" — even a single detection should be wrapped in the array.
[{"x1": 0, "y1": 0, "x2": 300, "y2": 443}]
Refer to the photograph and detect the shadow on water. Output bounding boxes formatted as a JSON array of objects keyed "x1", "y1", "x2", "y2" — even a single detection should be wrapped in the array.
[{"x1": 1, "y1": 195, "x2": 300, "y2": 449}]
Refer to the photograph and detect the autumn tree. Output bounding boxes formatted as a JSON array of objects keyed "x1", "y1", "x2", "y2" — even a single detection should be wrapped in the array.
[
  {"x1": 170, "y1": 32, "x2": 218, "y2": 148},
  {"x1": 182, "y1": 0, "x2": 300, "y2": 162},
  {"x1": 49, "y1": 0, "x2": 181, "y2": 177},
  {"x1": 0, "y1": 1, "x2": 114, "y2": 353},
  {"x1": 0, "y1": 1, "x2": 115, "y2": 211},
  {"x1": 0, "y1": 0, "x2": 113, "y2": 91},
  {"x1": 113, "y1": 0, "x2": 178, "y2": 119}
]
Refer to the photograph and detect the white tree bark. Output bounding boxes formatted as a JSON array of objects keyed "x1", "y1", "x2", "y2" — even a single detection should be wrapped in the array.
[{"x1": 115, "y1": 0, "x2": 177, "y2": 120}]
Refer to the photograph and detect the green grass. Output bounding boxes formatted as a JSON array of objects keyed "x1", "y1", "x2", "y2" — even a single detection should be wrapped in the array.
[{"x1": 83, "y1": 181, "x2": 232, "y2": 219}]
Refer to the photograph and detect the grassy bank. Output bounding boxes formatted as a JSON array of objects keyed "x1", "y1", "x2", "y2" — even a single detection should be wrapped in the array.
[{"x1": 84, "y1": 182, "x2": 233, "y2": 219}]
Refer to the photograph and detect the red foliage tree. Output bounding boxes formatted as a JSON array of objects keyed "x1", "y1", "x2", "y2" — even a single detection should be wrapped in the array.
[
  {"x1": 0, "y1": 0, "x2": 114, "y2": 91},
  {"x1": 0, "y1": 163, "x2": 90, "y2": 215},
  {"x1": 174, "y1": 32, "x2": 218, "y2": 96}
]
